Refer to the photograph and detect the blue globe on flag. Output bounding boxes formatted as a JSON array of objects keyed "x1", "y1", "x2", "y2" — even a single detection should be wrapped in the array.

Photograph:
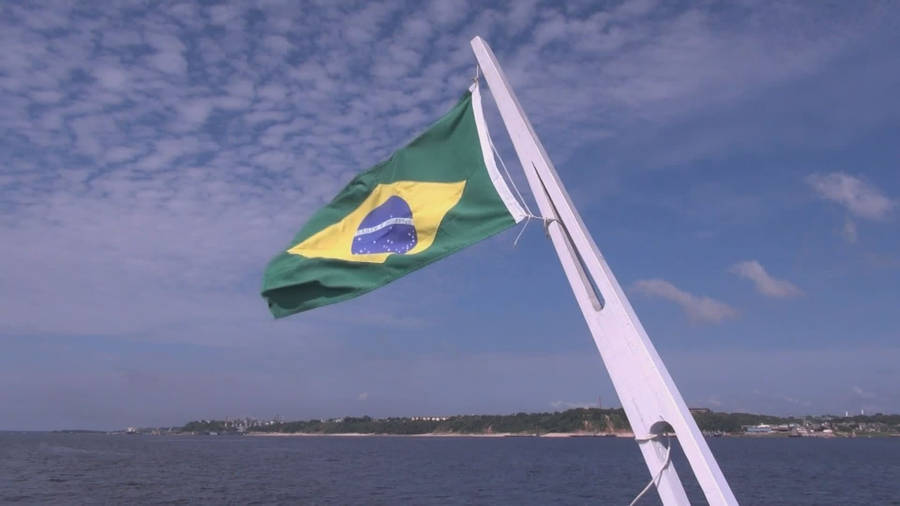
[{"x1": 351, "y1": 196, "x2": 418, "y2": 255}]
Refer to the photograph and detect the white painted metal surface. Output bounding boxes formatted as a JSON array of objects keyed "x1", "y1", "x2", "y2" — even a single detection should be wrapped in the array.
[{"x1": 470, "y1": 36, "x2": 739, "y2": 506}]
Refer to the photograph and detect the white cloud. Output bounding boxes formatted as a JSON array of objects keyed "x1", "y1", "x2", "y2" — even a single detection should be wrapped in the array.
[
  {"x1": 632, "y1": 279, "x2": 737, "y2": 323},
  {"x1": 429, "y1": 0, "x2": 469, "y2": 27},
  {"x1": 179, "y1": 100, "x2": 214, "y2": 126},
  {"x1": 550, "y1": 400, "x2": 595, "y2": 410},
  {"x1": 730, "y1": 260, "x2": 802, "y2": 298},
  {"x1": 94, "y1": 66, "x2": 129, "y2": 90},
  {"x1": 841, "y1": 218, "x2": 858, "y2": 243},
  {"x1": 852, "y1": 386, "x2": 876, "y2": 400},
  {"x1": 146, "y1": 33, "x2": 187, "y2": 75},
  {"x1": 613, "y1": 0, "x2": 659, "y2": 20},
  {"x1": 208, "y1": 4, "x2": 243, "y2": 26},
  {"x1": 806, "y1": 172, "x2": 895, "y2": 220}
]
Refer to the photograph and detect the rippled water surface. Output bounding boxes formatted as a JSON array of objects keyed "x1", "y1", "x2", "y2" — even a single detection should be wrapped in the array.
[{"x1": 1, "y1": 432, "x2": 898, "y2": 505}]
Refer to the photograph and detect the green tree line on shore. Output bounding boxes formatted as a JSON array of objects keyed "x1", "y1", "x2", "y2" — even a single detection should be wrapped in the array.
[{"x1": 180, "y1": 408, "x2": 900, "y2": 435}]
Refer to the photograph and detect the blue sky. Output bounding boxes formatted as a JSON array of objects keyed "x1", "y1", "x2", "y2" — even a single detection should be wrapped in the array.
[{"x1": 1, "y1": 1, "x2": 898, "y2": 430}]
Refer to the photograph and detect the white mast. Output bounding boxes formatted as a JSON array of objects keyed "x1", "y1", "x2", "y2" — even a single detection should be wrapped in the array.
[{"x1": 470, "y1": 37, "x2": 739, "y2": 505}]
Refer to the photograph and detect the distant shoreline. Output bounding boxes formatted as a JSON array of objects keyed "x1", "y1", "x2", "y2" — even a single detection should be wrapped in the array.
[
  {"x1": 245, "y1": 431, "x2": 637, "y2": 438},
  {"x1": 240, "y1": 431, "x2": 899, "y2": 439},
  {"x1": 117, "y1": 408, "x2": 900, "y2": 438}
]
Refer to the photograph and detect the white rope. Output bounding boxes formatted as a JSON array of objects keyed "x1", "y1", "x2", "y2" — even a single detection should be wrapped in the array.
[
  {"x1": 512, "y1": 216, "x2": 533, "y2": 247},
  {"x1": 628, "y1": 434, "x2": 673, "y2": 506},
  {"x1": 487, "y1": 136, "x2": 544, "y2": 246},
  {"x1": 489, "y1": 136, "x2": 535, "y2": 217}
]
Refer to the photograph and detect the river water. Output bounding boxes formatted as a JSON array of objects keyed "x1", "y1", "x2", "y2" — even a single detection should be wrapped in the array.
[{"x1": 1, "y1": 432, "x2": 898, "y2": 505}]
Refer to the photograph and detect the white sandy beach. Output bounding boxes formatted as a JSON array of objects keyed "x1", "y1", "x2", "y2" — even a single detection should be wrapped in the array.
[{"x1": 246, "y1": 431, "x2": 635, "y2": 438}]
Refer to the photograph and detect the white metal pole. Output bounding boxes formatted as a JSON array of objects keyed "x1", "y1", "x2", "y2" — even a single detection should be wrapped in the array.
[{"x1": 470, "y1": 36, "x2": 739, "y2": 506}]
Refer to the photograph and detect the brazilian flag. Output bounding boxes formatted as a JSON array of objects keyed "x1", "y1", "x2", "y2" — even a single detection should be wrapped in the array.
[{"x1": 262, "y1": 83, "x2": 526, "y2": 317}]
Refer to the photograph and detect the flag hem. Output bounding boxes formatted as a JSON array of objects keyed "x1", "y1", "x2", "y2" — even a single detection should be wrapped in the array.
[{"x1": 470, "y1": 81, "x2": 527, "y2": 223}]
